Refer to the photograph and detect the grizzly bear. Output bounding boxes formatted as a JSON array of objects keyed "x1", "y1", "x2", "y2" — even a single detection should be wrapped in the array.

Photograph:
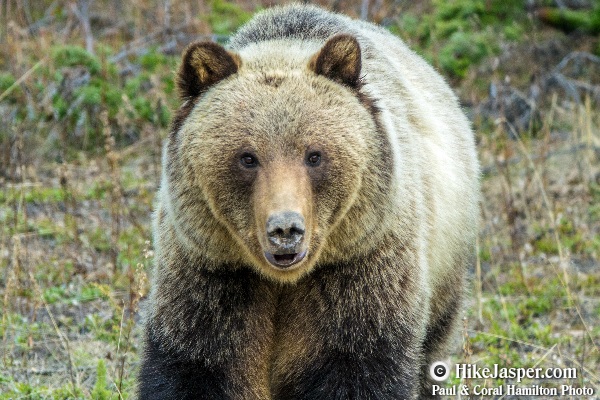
[{"x1": 139, "y1": 4, "x2": 479, "y2": 400}]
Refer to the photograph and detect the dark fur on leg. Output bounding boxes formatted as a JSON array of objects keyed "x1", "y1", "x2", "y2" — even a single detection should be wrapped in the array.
[
  {"x1": 138, "y1": 331, "x2": 229, "y2": 400},
  {"x1": 419, "y1": 280, "x2": 464, "y2": 399}
]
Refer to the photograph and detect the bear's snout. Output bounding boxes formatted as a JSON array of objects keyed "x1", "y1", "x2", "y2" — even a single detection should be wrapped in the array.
[
  {"x1": 264, "y1": 211, "x2": 307, "y2": 268},
  {"x1": 267, "y1": 211, "x2": 305, "y2": 250}
]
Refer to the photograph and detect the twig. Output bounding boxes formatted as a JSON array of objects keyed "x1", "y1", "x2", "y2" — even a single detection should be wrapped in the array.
[
  {"x1": 16, "y1": 365, "x2": 96, "y2": 375},
  {"x1": 112, "y1": 381, "x2": 124, "y2": 400},
  {"x1": 108, "y1": 21, "x2": 227, "y2": 63},
  {"x1": 71, "y1": 0, "x2": 94, "y2": 54},
  {"x1": 108, "y1": 22, "x2": 192, "y2": 63},
  {"x1": 360, "y1": 0, "x2": 370, "y2": 20},
  {"x1": 531, "y1": 343, "x2": 558, "y2": 369},
  {"x1": 26, "y1": 1, "x2": 58, "y2": 34},
  {"x1": 549, "y1": 72, "x2": 600, "y2": 103},
  {"x1": 547, "y1": 51, "x2": 600, "y2": 103},
  {"x1": 0, "y1": 57, "x2": 47, "y2": 103},
  {"x1": 70, "y1": 0, "x2": 95, "y2": 54},
  {"x1": 552, "y1": 51, "x2": 600, "y2": 74},
  {"x1": 163, "y1": 0, "x2": 171, "y2": 32},
  {"x1": 574, "y1": 305, "x2": 600, "y2": 356},
  {"x1": 116, "y1": 300, "x2": 126, "y2": 393},
  {"x1": 475, "y1": 235, "x2": 483, "y2": 324},
  {"x1": 462, "y1": 317, "x2": 473, "y2": 395}
]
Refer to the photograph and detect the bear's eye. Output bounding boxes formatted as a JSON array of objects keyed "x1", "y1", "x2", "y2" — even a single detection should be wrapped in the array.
[
  {"x1": 240, "y1": 153, "x2": 258, "y2": 168},
  {"x1": 306, "y1": 152, "x2": 321, "y2": 167}
]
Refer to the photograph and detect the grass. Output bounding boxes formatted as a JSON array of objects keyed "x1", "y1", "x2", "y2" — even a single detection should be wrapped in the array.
[
  {"x1": 1, "y1": 0, "x2": 599, "y2": 398},
  {"x1": 457, "y1": 96, "x2": 600, "y2": 396}
]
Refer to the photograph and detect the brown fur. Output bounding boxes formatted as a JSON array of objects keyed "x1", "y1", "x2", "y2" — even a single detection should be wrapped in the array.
[
  {"x1": 177, "y1": 42, "x2": 241, "y2": 100},
  {"x1": 309, "y1": 34, "x2": 361, "y2": 87},
  {"x1": 139, "y1": 5, "x2": 479, "y2": 399}
]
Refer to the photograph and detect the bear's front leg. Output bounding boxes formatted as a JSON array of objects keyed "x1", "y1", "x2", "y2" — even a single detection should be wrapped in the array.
[
  {"x1": 138, "y1": 329, "x2": 231, "y2": 399},
  {"x1": 270, "y1": 243, "x2": 429, "y2": 400},
  {"x1": 138, "y1": 264, "x2": 277, "y2": 400}
]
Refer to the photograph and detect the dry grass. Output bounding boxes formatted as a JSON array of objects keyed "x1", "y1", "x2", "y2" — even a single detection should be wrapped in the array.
[{"x1": 459, "y1": 97, "x2": 600, "y2": 397}]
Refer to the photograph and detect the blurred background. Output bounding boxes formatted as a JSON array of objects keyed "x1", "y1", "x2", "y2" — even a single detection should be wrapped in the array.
[{"x1": 0, "y1": 0, "x2": 599, "y2": 398}]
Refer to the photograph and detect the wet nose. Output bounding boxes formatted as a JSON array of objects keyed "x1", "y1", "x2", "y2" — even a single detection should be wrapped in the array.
[{"x1": 266, "y1": 211, "x2": 305, "y2": 250}]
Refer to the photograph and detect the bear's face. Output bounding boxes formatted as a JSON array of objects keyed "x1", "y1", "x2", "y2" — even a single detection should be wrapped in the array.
[{"x1": 169, "y1": 36, "x2": 378, "y2": 282}]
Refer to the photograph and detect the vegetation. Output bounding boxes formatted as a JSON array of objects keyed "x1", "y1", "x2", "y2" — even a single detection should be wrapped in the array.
[
  {"x1": 1, "y1": 0, "x2": 599, "y2": 398},
  {"x1": 392, "y1": 0, "x2": 528, "y2": 78}
]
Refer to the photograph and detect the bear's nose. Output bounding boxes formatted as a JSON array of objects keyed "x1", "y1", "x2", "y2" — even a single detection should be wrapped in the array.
[{"x1": 266, "y1": 211, "x2": 305, "y2": 251}]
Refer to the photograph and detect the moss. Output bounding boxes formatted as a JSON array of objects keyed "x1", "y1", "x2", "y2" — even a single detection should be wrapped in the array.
[
  {"x1": 503, "y1": 22, "x2": 524, "y2": 41},
  {"x1": 534, "y1": 235, "x2": 559, "y2": 255},
  {"x1": 125, "y1": 74, "x2": 151, "y2": 98},
  {"x1": 103, "y1": 83, "x2": 124, "y2": 118},
  {"x1": 161, "y1": 74, "x2": 175, "y2": 95},
  {"x1": 132, "y1": 97, "x2": 153, "y2": 122},
  {"x1": 538, "y1": 7, "x2": 600, "y2": 34},
  {"x1": 52, "y1": 45, "x2": 102, "y2": 74},
  {"x1": 77, "y1": 84, "x2": 103, "y2": 106},
  {"x1": 439, "y1": 31, "x2": 491, "y2": 78},
  {"x1": 389, "y1": 0, "x2": 529, "y2": 79},
  {"x1": 52, "y1": 94, "x2": 69, "y2": 120},
  {"x1": 87, "y1": 227, "x2": 112, "y2": 252},
  {"x1": 158, "y1": 103, "x2": 171, "y2": 128},
  {"x1": 0, "y1": 72, "x2": 17, "y2": 94},
  {"x1": 206, "y1": 0, "x2": 252, "y2": 35},
  {"x1": 435, "y1": 0, "x2": 484, "y2": 21},
  {"x1": 139, "y1": 48, "x2": 168, "y2": 73},
  {"x1": 518, "y1": 296, "x2": 553, "y2": 318}
]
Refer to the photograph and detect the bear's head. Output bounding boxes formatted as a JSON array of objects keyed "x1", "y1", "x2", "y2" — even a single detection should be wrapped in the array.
[{"x1": 164, "y1": 34, "x2": 392, "y2": 282}]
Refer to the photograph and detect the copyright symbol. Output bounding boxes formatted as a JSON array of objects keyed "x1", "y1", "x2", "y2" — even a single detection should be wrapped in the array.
[{"x1": 429, "y1": 361, "x2": 450, "y2": 382}]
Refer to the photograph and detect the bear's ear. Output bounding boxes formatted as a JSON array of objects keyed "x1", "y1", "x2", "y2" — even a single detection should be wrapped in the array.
[
  {"x1": 177, "y1": 42, "x2": 241, "y2": 99},
  {"x1": 309, "y1": 34, "x2": 361, "y2": 88}
]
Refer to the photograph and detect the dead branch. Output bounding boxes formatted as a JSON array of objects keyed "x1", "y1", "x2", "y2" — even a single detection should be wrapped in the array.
[
  {"x1": 360, "y1": 0, "x2": 370, "y2": 20},
  {"x1": 552, "y1": 51, "x2": 600, "y2": 75},
  {"x1": 70, "y1": 0, "x2": 94, "y2": 54},
  {"x1": 26, "y1": 1, "x2": 58, "y2": 35},
  {"x1": 545, "y1": 51, "x2": 600, "y2": 103},
  {"x1": 108, "y1": 22, "x2": 227, "y2": 64}
]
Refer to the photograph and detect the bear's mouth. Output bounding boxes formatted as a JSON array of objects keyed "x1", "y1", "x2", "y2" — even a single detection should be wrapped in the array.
[{"x1": 264, "y1": 249, "x2": 307, "y2": 269}]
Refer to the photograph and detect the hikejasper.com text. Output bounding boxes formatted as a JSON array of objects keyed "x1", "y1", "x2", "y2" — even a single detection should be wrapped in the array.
[{"x1": 455, "y1": 363, "x2": 576, "y2": 383}]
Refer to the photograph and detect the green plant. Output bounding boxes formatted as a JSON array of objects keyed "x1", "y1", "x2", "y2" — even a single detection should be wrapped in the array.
[
  {"x1": 538, "y1": 6, "x2": 600, "y2": 34},
  {"x1": 139, "y1": 48, "x2": 169, "y2": 73},
  {"x1": 439, "y1": 31, "x2": 490, "y2": 78},
  {"x1": 92, "y1": 359, "x2": 111, "y2": 400},
  {"x1": 391, "y1": 0, "x2": 528, "y2": 78},
  {"x1": 206, "y1": 0, "x2": 252, "y2": 35},
  {"x1": 52, "y1": 45, "x2": 102, "y2": 74}
]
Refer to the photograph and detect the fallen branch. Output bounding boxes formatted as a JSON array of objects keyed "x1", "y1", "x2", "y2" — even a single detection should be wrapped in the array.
[
  {"x1": 545, "y1": 51, "x2": 600, "y2": 103},
  {"x1": 70, "y1": 0, "x2": 95, "y2": 54},
  {"x1": 109, "y1": 22, "x2": 228, "y2": 63},
  {"x1": 26, "y1": 1, "x2": 59, "y2": 35},
  {"x1": 552, "y1": 51, "x2": 600, "y2": 74}
]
